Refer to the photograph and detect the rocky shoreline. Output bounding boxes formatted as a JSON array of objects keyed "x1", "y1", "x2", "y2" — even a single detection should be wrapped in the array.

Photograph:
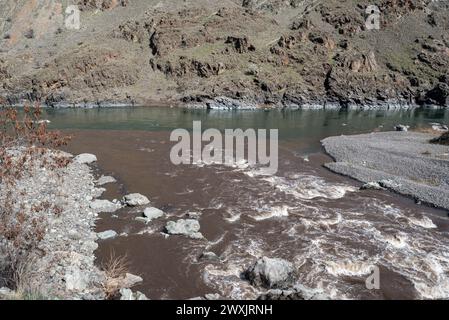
[
  {"x1": 2, "y1": 95, "x2": 447, "y2": 111},
  {"x1": 0, "y1": 150, "x2": 146, "y2": 300}
]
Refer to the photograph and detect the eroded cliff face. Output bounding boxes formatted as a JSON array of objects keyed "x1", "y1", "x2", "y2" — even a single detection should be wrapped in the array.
[{"x1": 0, "y1": 0, "x2": 448, "y2": 108}]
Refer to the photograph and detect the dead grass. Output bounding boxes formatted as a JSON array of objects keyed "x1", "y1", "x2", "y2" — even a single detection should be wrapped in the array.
[{"x1": 100, "y1": 251, "x2": 130, "y2": 299}]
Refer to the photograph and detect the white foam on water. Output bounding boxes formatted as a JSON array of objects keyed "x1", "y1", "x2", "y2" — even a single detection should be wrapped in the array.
[
  {"x1": 408, "y1": 215, "x2": 437, "y2": 229},
  {"x1": 262, "y1": 175, "x2": 357, "y2": 200},
  {"x1": 252, "y1": 205, "x2": 290, "y2": 221},
  {"x1": 325, "y1": 260, "x2": 377, "y2": 277}
]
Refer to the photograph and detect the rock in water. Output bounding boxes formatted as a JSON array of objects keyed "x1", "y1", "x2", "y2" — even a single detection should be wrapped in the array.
[
  {"x1": 96, "y1": 175, "x2": 117, "y2": 186},
  {"x1": 123, "y1": 193, "x2": 150, "y2": 206},
  {"x1": 97, "y1": 230, "x2": 117, "y2": 240},
  {"x1": 165, "y1": 219, "x2": 204, "y2": 239},
  {"x1": 430, "y1": 123, "x2": 449, "y2": 132},
  {"x1": 73, "y1": 153, "x2": 97, "y2": 164},
  {"x1": 394, "y1": 125, "x2": 409, "y2": 132},
  {"x1": 143, "y1": 207, "x2": 165, "y2": 221},
  {"x1": 120, "y1": 288, "x2": 149, "y2": 300},
  {"x1": 90, "y1": 199, "x2": 120, "y2": 213},
  {"x1": 360, "y1": 182, "x2": 385, "y2": 190},
  {"x1": 122, "y1": 273, "x2": 143, "y2": 287},
  {"x1": 245, "y1": 257, "x2": 296, "y2": 289}
]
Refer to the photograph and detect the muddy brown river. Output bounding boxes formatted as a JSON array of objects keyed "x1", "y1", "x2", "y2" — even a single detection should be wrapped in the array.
[{"x1": 45, "y1": 107, "x2": 449, "y2": 300}]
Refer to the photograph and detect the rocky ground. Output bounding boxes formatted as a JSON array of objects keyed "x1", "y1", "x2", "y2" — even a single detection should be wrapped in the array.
[
  {"x1": 0, "y1": 149, "x2": 146, "y2": 300},
  {"x1": 0, "y1": 0, "x2": 448, "y2": 108},
  {"x1": 322, "y1": 130, "x2": 449, "y2": 210}
]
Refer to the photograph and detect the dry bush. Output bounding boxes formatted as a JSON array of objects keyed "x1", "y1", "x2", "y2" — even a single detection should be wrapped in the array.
[
  {"x1": 0, "y1": 98, "x2": 71, "y2": 291},
  {"x1": 100, "y1": 251, "x2": 130, "y2": 299}
]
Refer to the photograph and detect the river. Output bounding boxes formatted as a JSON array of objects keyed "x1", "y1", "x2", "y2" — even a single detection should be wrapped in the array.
[{"x1": 45, "y1": 107, "x2": 449, "y2": 300}]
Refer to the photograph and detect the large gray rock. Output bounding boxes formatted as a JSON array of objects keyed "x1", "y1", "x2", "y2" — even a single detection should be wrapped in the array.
[
  {"x1": 143, "y1": 207, "x2": 164, "y2": 220},
  {"x1": 96, "y1": 175, "x2": 116, "y2": 186},
  {"x1": 123, "y1": 193, "x2": 150, "y2": 206},
  {"x1": 360, "y1": 181, "x2": 385, "y2": 190},
  {"x1": 165, "y1": 219, "x2": 204, "y2": 239},
  {"x1": 394, "y1": 124, "x2": 409, "y2": 132},
  {"x1": 245, "y1": 257, "x2": 296, "y2": 289},
  {"x1": 119, "y1": 288, "x2": 149, "y2": 300},
  {"x1": 65, "y1": 267, "x2": 88, "y2": 291},
  {"x1": 430, "y1": 123, "x2": 448, "y2": 132},
  {"x1": 122, "y1": 273, "x2": 143, "y2": 288},
  {"x1": 97, "y1": 230, "x2": 117, "y2": 240},
  {"x1": 89, "y1": 199, "x2": 120, "y2": 213},
  {"x1": 73, "y1": 153, "x2": 97, "y2": 164}
]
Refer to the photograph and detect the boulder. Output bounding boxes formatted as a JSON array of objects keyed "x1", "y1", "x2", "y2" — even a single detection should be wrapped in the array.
[
  {"x1": 430, "y1": 123, "x2": 448, "y2": 132},
  {"x1": 378, "y1": 179, "x2": 401, "y2": 189},
  {"x1": 96, "y1": 175, "x2": 117, "y2": 186},
  {"x1": 122, "y1": 273, "x2": 143, "y2": 288},
  {"x1": 165, "y1": 219, "x2": 204, "y2": 239},
  {"x1": 244, "y1": 257, "x2": 296, "y2": 289},
  {"x1": 122, "y1": 193, "x2": 150, "y2": 206},
  {"x1": 360, "y1": 182, "x2": 385, "y2": 190},
  {"x1": 143, "y1": 207, "x2": 165, "y2": 221},
  {"x1": 119, "y1": 288, "x2": 149, "y2": 300},
  {"x1": 204, "y1": 293, "x2": 221, "y2": 300},
  {"x1": 394, "y1": 124, "x2": 409, "y2": 132},
  {"x1": 97, "y1": 230, "x2": 117, "y2": 240},
  {"x1": 89, "y1": 199, "x2": 120, "y2": 213},
  {"x1": 73, "y1": 153, "x2": 97, "y2": 164},
  {"x1": 64, "y1": 267, "x2": 88, "y2": 291}
]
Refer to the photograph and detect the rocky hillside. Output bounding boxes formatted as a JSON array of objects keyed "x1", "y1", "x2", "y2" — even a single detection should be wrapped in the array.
[{"x1": 0, "y1": 0, "x2": 448, "y2": 108}]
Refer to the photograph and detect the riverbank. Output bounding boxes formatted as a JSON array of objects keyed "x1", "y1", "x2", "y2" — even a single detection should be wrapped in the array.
[
  {"x1": 322, "y1": 131, "x2": 449, "y2": 211},
  {"x1": 0, "y1": 148, "x2": 145, "y2": 300}
]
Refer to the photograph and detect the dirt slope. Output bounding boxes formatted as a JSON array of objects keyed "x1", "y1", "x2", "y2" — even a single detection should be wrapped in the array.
[{"x1": 0, "y1": 0, "x2": 448, "y2": 108}]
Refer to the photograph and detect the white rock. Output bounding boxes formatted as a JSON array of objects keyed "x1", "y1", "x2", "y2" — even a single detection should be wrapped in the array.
[
  {"x1": 204, "y1": 293, "x2": 220, "y2": 300},
  {"x1": 245, "y1": 257, "x2": 295, "y2": 289},
  {"x1": 89, "y1": 199, "x2": 120, "y2": 213},
  {"x1": 165, "y1": 219, "x2": 204, "y2": 239},
  {"x1": 97, "y1": 230, "x2": 117, "y2": 240},
  {"x1": 123, "y1": 193, "x2": 150, "y2": 206},
  {"x1": 0, "y1": 287, "x2": 14, "y2": 299},
  {"x1": 97, "y1": 175, "x2": 116, "y2": 186},
  {"x1": 143, "y1": 207, "x2": 165, "y2": 221},
  {"x1": 65, "y1": 268, "x2": 88, "y2": 291},
  {"x1": 120, "y1": 288, "x2": 149, "y2": 300},
  {"x1": 122, "y1": 273, "x2": 143, "y2": 288},
  {"x1": 73, "y1": 153, "x2": 97, "y2": 164}
]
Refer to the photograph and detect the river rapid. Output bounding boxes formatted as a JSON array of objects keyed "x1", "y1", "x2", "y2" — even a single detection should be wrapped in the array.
[{"x1": 44, "y1": 107, "x2": 449, "y2": 300}]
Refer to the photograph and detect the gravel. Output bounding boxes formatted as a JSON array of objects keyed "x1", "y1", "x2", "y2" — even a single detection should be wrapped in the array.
[{"x1": 322, "y1": 131, "x2": 449, "y2": 210}]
